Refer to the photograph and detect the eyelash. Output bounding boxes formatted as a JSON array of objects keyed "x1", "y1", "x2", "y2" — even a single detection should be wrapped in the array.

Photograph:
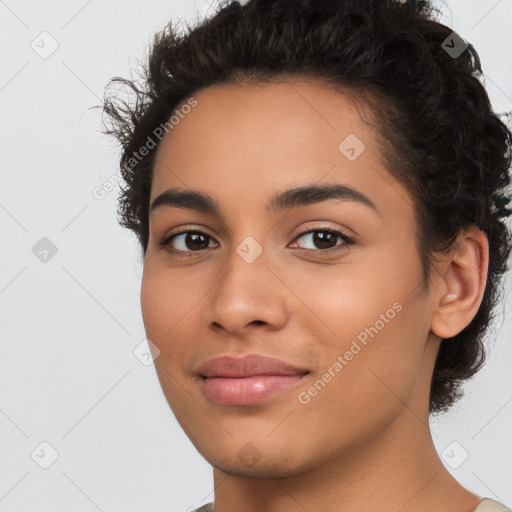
[{"x1": 158, "y1": 226, "x2": 355, "y2": 257}]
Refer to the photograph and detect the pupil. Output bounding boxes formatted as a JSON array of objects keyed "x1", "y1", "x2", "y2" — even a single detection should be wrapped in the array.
[
  {"x1": 187, "y1": 232, "x2": 208, "y2": 250},
  {"x1": 314, "y1": 231, "x2": 336, "y2": 249}
]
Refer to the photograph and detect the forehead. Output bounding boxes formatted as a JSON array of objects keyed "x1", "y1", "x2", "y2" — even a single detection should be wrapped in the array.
[
  {"x1": 150, "y1": 79, "x2": 412, "y2": 222},
  {"x1": 153, "y1": 78, "x2": 377, "y2": 172}
]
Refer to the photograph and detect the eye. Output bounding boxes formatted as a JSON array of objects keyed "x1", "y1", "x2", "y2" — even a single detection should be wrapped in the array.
[
  {"x1": 290, "y1": 227, "x2": 355, "y2": 254},
  {"x1": 158, "y1": 226, "x2": 355, "y2": 257},
  {"x1": 158, "y1": 228, "x2": 218, "y2": 256}
]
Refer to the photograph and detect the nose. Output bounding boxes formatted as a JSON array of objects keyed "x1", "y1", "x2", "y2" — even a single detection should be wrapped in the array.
[{"x1": 205, "y1": 247, "x2": 289, "y2": 336}]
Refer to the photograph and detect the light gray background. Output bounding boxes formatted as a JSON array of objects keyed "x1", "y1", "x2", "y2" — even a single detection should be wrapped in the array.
[{"x1": 1, "y1": 1, "x2": 511, "y2": 511}]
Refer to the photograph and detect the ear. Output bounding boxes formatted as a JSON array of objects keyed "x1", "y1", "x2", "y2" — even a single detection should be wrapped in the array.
[{"x1": 430, "y1": 226, "x2": 489, "y2": 340}]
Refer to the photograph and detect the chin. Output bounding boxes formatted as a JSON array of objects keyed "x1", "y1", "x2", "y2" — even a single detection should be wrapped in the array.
[
  {"x1": 209, "y1": 456, "x2": 305, "y2": 479},
  {"x1": 198, "y1": 439, "x2": 314, "y2": 479}
]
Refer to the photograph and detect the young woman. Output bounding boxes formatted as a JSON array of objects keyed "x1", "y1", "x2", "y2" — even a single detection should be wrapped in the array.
[{"x1": 102, "y1": 0, "x2": 512, "y2": 510}]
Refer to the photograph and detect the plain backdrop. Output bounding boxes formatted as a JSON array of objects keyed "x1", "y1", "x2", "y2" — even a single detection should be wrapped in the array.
[{"x1": 1, "y1": 1, "x2": 511, "y2": 511}]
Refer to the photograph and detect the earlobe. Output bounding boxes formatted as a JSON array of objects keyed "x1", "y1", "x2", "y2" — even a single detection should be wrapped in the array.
[{"x1": 430, "y1": 226, "x2": 489, "y2": 340}]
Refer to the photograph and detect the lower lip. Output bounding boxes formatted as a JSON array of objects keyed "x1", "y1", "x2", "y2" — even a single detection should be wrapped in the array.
[{"x1": 200, "y1": 374, "x2": 308, "y2": 405}]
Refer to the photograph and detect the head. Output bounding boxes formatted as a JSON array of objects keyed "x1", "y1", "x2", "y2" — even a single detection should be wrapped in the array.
[{"x1": 101, "y1": 0, "x2": 512, "y2": 477}]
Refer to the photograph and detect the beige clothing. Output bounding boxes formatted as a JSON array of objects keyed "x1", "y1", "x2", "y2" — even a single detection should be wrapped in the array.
[
  {"x1": 193, "y1": 497, "x2": 511, "y2": 511},
  {"x1": 475, "y1": 498, "x2": 512, "y2": 511}
]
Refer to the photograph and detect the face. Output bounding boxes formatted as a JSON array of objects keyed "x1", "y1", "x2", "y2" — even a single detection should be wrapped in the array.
[{"x1": 141, "y1": 79, "x2": 440, "y2": 478}]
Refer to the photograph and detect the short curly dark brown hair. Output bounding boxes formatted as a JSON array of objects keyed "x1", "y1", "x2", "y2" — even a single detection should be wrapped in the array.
[{"x1": 100, "y1": 0, "x2": 512, "y2": 415}]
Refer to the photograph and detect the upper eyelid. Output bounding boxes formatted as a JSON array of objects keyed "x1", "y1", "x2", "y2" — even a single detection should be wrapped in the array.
[{"x1": 166, "y1": 224, "x2": 350, "y2": 238}]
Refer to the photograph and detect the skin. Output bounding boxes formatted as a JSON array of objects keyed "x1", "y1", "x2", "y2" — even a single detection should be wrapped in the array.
[{"x1": 141, "y1": 78, "x2": 489, "y2": 512}]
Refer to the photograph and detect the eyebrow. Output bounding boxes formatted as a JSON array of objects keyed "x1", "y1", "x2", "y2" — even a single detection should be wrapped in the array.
[{"x1": 149, "y1": 184, "x2": 379, "y2": 217}]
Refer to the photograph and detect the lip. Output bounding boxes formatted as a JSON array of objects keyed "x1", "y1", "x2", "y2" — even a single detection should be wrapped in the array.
[
  {"x1": 196, "y1": 354, "x2": 310, "y2": 405},
  {"x1": 196, "y1": 354, "x2": 309, "y2": 378}
]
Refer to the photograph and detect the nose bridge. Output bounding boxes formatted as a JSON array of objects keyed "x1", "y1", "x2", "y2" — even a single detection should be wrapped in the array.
[
  {"x1": 216, "y1": 235, "x2": 269, "y2": 307},
  {"x1": 207, "y1": 235, "x2": 287, "y2": 332}
]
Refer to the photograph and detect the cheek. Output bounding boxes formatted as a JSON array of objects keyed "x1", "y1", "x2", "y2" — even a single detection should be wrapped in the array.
[
  {"x1": 140, "y1": 268, "x2": 169, "y2": 339},
  {"x1": 288, "y1": 254, "x2": 427, "y2": 406},
  {"x1": 140, "y1": 263, "x2": 190, "y2": 373},
  {"x1": 140, "y1": 259, "x2": 198, "y2": 340},
  {"x1": 284, "y1": 256, "x2": 408, "y2": 346},
  {"x1": 140, "y1": 264, "x2": 199, "y2": 411},
  {"x1": 140, "y1": 259, "x2": 217, "y2": 384},
  {"x1": 292, "y1": 301, "x2": 427, "y2": 454}
]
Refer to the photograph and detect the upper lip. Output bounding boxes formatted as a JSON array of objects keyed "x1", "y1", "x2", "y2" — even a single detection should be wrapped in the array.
[{"x1": 196, "y1": 354, "x2": 310, "y2": 378}]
